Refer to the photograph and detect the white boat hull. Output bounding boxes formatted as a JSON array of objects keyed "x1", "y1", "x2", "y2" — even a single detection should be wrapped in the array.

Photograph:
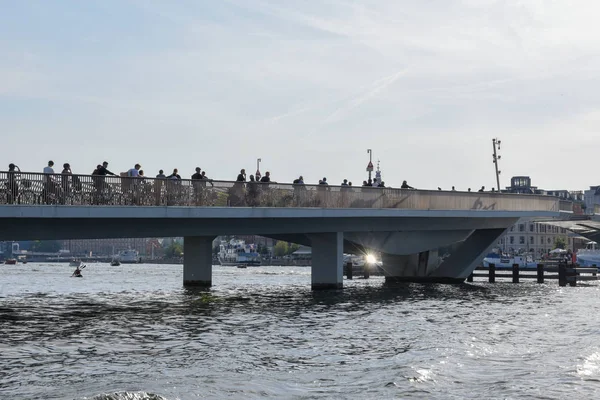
[
  {"x1": 219, "y1": 260, "x2": 261, "y2": 266},
  {"x1": 482, "y1": 257, "x2": 538, "y2": 269},
  {"x1": 576, "y1": 254, "x2": 600, "y2": 267}
]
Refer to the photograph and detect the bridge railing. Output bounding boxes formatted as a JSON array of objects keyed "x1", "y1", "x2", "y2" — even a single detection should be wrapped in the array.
[{"x1": 0, "y1": 171, "x2": 561, "y2": 211}]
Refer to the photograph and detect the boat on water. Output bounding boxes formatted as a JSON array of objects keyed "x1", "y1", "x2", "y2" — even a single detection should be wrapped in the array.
[
  {"x1": 116, "y1": 250, "x2": 141, "y2": 264},
  {"x1": 482, "y1": 253, "x2": 538, "y2": 269},
  {"x1": 576, "y1": 241, "x2": 600, "y2": 267},
  {"x1": 4, "y1": 258, "x2": 17, "y2": 265},
  {"x1": 110, "y1": 259, "x2": 121, "y2": 266},
  {"x1": 69, "y1": 259, "x2": 82, "y2": 267},
  {"x1": 218, "y1": 239, "x2": 261, "y2": 267}
]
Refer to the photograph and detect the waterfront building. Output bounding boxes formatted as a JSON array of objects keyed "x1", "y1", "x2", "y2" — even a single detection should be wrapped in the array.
[
  {"x1": 584, "y1": 186, "x2": 600, "y2": 215},
  {"x1": 61, "y1": 238, "x2": 150, "y2": 257},
  {"x1": 498, "y1": 176, "x2": 588, "y2": 256},
  {"x1": 495, "y1": 221, "x2": 586, "y2": 257}
]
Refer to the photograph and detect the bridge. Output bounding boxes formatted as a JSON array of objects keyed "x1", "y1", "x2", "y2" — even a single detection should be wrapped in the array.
[{"x1": 0, "y1": 171, "x2": 569, "y2": 289}]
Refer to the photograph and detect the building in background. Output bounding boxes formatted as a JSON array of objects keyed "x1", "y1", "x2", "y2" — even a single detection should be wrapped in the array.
[
  {"x1": 584, "y1": 186, "x2": 600, "y2": 215},
  {"x1": 61, "y1": 238, "x2": 150, "y2": 257},
  {"x1": 496, "y1": 221, "x2": 587, "y2": 257},
  {"x1": 498, "y1": 176, "x2": 588, "y2": 255}
]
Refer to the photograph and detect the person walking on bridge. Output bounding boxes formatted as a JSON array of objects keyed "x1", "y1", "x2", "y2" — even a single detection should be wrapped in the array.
[
  {"x1": 192, "y1": 167, "x2": 203, "y2": 205},
  {"x1": 7, "y1": 163, "x2": 20, "y2": 204},
  {"x1": 42, "y1": 160, "x2": 58, "y2": 204},
  {"x1": 166, "y1": 169, "x2": 181, "y2": 205},
  {"x1": 61, "y1": 163, "x2": 72, "y2": 204}
]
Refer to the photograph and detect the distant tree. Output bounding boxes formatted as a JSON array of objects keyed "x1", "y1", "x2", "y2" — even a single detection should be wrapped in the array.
[
  {"x1": 553, "y1": 236, "x2": 567, "y2": 250},
  {"x1": 164, "y1": 242, "x2": 183, "y2": 258},
  {"x1": 287, "y1": 243, "x2": 300, "y2": 255},
  {"x1": 31, "y1": 240, "x2": 61, "y2": 253},
  {"x1": 273, "y1": 241, "x2": 288, "y2": 257}
]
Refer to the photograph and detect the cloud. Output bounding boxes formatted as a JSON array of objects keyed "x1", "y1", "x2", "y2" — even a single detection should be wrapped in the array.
[{"x1": 2, "y1": 1, "x2": 600, "y2": 189}]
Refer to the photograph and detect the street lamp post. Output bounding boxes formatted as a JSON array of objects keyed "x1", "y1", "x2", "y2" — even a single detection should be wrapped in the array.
[
  {"x1": 256, "y1": 158, "x2": 262, "y2": 181},
  {"x1": 492, "y1": 139, "x2": 501, "y2": 191},
  {"x1": 367, "y1": 149, "x2": 373, "y2": 181}
]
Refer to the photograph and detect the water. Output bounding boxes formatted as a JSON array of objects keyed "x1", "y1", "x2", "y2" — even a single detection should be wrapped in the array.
[{"x1": 2, "y1": 263, "x2": 600, "y2": 399}]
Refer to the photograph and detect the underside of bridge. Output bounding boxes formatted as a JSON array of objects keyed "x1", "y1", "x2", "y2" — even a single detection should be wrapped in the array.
[
  {"x1": 0, "y1": 205, "x2": 553, "y2": 290},
  {"x1": 266, "y1": 226, "x2": 510, "y2": 287}
]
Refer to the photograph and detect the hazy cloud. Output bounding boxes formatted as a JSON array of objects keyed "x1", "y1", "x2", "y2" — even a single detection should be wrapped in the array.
[{"x1": 2, "y1": 1, "x2": 600, "y2": 190}]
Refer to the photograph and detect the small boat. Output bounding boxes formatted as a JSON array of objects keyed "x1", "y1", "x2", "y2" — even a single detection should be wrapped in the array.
[
  {"x1": 482, "y1": 253, "x2": 538, "y2": 269},
  {"x1": 69, "y1": 259, "x2": 82, "y2": 267},
  {"x1": 237, "y1": 265, "x2": 247, "y2": 269},
  {"x1": 110, "y1": 260, "x2": 121, "y2": 266},
  {"x1": 4, "y1": 258, "x2": 17, "y2": 265},
  {"x1": 117, "y1": 249, "x2": 141, "y2": 264},
  {"x1": 218, "y1": 239, "x2": 261, "y2": 267},
  {"x1": 576, "y1": 241, "x2": 600, "y2": 267}
]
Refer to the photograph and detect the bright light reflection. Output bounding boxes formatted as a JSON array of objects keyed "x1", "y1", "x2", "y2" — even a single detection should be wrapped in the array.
[{"x1": 366, "y1": 254, "x2": 377, "y2": 264}]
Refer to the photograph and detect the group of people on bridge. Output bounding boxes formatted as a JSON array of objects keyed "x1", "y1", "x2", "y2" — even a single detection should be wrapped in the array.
[{"x1": 2, "y1": 160, "x2": 425, "y2": 207}]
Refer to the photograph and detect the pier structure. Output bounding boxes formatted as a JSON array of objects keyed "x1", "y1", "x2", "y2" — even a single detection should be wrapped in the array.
[{"x1": 0, "y1": 172, "x2": 570, "y2": 289}]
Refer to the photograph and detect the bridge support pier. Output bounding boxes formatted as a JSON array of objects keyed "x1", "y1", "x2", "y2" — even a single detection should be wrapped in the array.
[
  {"x1": 431, "y1": 228, "x2": 507, "y2": 281},
  {"x1": 382, "y1": 251, "x2": 432, "y2": 283},
  {"x1": 183, "y1": 236, "x2": 215, "y2": 287},
  {"x1": 309, "y1": 232, "x2": 343, "y2": 290}
]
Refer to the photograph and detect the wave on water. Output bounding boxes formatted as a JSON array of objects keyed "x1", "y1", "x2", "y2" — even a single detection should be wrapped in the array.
[{"x1": 88, "y1": 392, "x2": 170, "y2": 400}]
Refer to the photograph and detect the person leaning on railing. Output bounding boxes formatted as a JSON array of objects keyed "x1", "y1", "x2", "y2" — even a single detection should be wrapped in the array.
[{"x1": 92, "y1": 161, "x2": 117, "y2": 204}]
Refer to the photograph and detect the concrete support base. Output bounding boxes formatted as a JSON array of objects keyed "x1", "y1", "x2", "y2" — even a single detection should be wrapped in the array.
[
  {"x1": 381, "y1": 251, "x2": 432, "y2": 281},
  {"x1": 432, "y1": 228, "x2": 507, "y2": 280},
  {"x1": 183, "y1": 236, "x2": 215, "y2": 287},
  {"x1": 309, "y1": 232, "x2": 343, "y2": 290},
  {"x1": 384, "y1": 276, "x2": 465, "y2": 284}
]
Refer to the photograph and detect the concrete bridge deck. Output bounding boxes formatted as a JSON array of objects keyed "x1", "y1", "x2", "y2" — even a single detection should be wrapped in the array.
[{"x1": 0, "y1": 172, "x2": 569, "y2": 289}]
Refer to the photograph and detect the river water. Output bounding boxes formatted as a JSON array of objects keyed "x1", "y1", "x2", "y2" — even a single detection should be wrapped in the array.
[{"x1": 1, "y1": 263, "x2": 600, "y2": 399}]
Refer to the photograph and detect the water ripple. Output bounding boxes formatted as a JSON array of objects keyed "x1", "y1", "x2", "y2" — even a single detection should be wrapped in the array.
[{"x1": 2, "y1": 264, "x2": 600, "y2": 399}]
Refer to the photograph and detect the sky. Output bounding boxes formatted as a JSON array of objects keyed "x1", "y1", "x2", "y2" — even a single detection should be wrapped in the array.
[{"x1": 2, "y1": 0, "x2": 600, "y2": 191}]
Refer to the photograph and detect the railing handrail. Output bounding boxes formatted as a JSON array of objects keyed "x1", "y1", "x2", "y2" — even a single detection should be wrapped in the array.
[
  {"x1": 0, "y1": 170, "x2": 571, "y2": 198},
  {"x1": 0, "y1": 170, "x2": 563, "y2": 211}
]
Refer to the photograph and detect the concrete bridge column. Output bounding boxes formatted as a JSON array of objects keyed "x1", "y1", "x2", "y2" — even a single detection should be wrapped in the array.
[
  {"x1": 183, "y1": 236, "x2": 215, "y2": 287},
  {"x1": 382, "y1": 251, "x2": 431, "y2": 282},
  {"x1": 431, "y1": 228, "x2": 507, "y2": 281},
  {"x1": 309, "y1": 232, "x2": 344, "y2": 290}
]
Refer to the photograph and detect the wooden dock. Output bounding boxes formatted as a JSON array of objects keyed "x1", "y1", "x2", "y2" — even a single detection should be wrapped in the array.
[{"x1": 468, "y1": 263, "x2": 598, "y2": 286}]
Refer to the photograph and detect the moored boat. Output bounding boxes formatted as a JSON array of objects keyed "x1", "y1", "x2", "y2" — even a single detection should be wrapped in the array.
[
  {"x1": 116, "y1": 249, "x2": 141, "y2": 264},
  {"x1": 576, "y1": 241, "x2": 600, "y2": 267},
  {"x1": 219, "y1": 239, "x2": 261, "y2": 267},
  {"x1": 4, "y1": 258, "x2": 17, "y2": 265},
  {"x1": 482, "y1": 253, "x2": 538, "y2": 269}
]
